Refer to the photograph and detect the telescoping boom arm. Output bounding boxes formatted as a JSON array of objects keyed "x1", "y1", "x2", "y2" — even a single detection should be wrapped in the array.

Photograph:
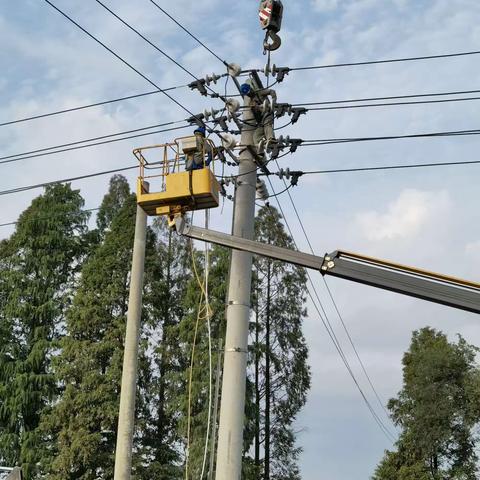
[{"x1": 174, "y1": 217, "x2": 480, "y2": 314}]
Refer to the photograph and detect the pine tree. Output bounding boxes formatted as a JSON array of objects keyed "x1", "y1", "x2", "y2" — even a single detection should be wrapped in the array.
[
  {"x1": 133, "y1": 217, "x2": 191, "y2": 479},
  {"x1": 0, "y1": 184, "x2": 89, "y2": 478},
  {"x1": 251, "y1": 206, "x2": 310, "y2": 480},
  {"x1": 372, "y1": 327, "x2": 480, "y2": 480},
  {"x1": 40, "y1": 177, "x2": 138, "y2": 479},
  {"x1": 167, "y1": 240, "x2": 232, "y2": 479}
]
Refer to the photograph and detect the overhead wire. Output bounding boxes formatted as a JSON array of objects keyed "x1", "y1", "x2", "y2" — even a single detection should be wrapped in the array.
[
  {"x1": 0, "y1": 85, "x2": 186, "y2": 128},
  {"x1": 81, "y1": 0, "x2": 254, "y2": 150},
  {"x1": 265, "y1": 178, "x2": 396, "y2": 442},
  {"x1": 289, "y1": 49, "x2": 480, "y2": 71},
  {"x1": 292, "y1": 87, "x2": 480, "y2": 107},
  {"x1": 0, "y1": 124, "x2": 190, "y2": 166},
  {"x1": 94, "y1": 0, "x2": 212, "y2": 85},
  {"x1": 44, "y1": 0, "x2": 206, "y2": 126},
  {"x1": 301, "y1": 128, "x2": 480, "y2": 146},
  {"x1": 147, "y1": 0, "x2": 228, "y2": 66},
  {"x1": 0, "y1": 207, "x2": 101, "y2": 229},
  {"x1": 304, "y1": 96, "x2": 480, "y2": 112},
  {"x1": 274, "y1": 159, "x2": 394, "y2": 425},
  {"x1": 297, "y1": 159, "x2": 480, "y2": 175},
  {"x1": 0, "y1": 120, "x2": 187, "y2": 164},
  {"x1": 0, "y1": 165, "x2": 138, "y2": 196}
]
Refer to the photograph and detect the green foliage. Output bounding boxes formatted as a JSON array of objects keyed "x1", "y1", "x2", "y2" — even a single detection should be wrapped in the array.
[
  {"x1": 0, "y1": 179, "x2": 312, "y2": 480},
  {"x1": 250, "y1": 206, "x2": 310, "y2": 480},
  {"x1": 0, "y1": 184, "x2": 89, "y2": 478},
  {"x1": 133, "y1": 217, "x2": 192, "y2": 479},
  {"x1": 373, "y1": 327, "x2": 480, "y2": 480},
  {"x1": 40, "y1": 190, "x2": 138, "y2": 479},
  {"x1": 167, "y1": 241, "x2": 230, "y2": 479}
]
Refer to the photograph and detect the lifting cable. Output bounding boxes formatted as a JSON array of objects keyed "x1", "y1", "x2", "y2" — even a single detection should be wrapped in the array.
[{"x1": 185, "y1": 210, "x2": 214, "y2": 480}]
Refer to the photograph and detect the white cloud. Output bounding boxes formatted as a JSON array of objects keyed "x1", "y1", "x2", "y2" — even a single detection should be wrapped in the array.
[
  {"x1": 466, "y1": 240, "x2": 480, "y2": 256},
  {"x1": 355, "y1": 189, "x2": 450, "y2": 241},
  {"x1": 312, "y1": 0, "x2": 340, "y2": 12}
]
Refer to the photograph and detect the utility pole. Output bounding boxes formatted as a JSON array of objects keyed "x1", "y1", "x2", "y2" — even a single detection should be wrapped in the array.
[
  {"x1": 215, "y1": 92, "x2": 258, "y2": 480},
  {"x1": 114, "y1": 205, "x2": 147, "y2": 480}
]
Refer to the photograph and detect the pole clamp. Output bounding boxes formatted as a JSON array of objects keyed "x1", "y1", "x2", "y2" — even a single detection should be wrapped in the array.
[{"x1": 226, "y1": 347, "x2": 248, "y2": 353}]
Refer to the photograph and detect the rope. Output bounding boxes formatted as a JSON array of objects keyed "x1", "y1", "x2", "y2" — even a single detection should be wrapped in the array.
[
  {"x1": 185, "y1": 213, "x2": 213, "y2": 479},
  {"x1": 200, "y1": 210, "x2": 213, "y2": 479}
]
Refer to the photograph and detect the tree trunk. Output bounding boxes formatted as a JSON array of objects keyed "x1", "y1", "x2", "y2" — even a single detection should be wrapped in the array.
[
  {"x1": 264, "y1": 261, "x2": 272, "y2": 480},
  {"x1": 157, "y1": 231, "x2": 172, "y2": 444},
  {"x1": 254, "y1": 281, "x2": 261, "y2": 477}
]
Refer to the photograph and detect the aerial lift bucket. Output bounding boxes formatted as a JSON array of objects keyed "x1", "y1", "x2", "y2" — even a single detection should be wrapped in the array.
[{"x1": 134, "y1": 136, "x2": 221, "y2": 218}]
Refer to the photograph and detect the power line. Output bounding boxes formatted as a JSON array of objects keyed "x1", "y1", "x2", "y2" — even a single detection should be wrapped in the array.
[
  {"x1": 0, "y1": 165, "x2": 137, "y2": 196},
  {"x1": 292, "y1": 88, "x2": 480, "y2": 107},
  {"x1": 95, "y1": 0, "x2": 203, "y2": 83},
  {"x1": 0, "y1": 221, "x2": 17, "y2": 228},
  {"x1": 289, "y1": 49, "x2": 480, "y2": 71},
  {"x1": 0, "y1": 207, "x2": 101, "y2": 229},
  {"x1": 271, "y1": 158, "x2": 395, "y2": 427},
  {"x1": 304, "y1": 96, "x2": 480, "y2": 112},
  {"x1": 95, "y1": 0, "x2": 267, "y2": 135},
  {"x1": 275, "y1": 164, "x2": 394, "y2": 426},
  {"x1": 147, "y1": 0, "x2": 227, "y2": 66},
  {"x1": 0, "y1": 120, "x2": 186, "y2": 163},
  {"x1": 298, "y1": 159, "x2": 480, "y2": 175},
  {"x1": 0, "y1": 86, "x2": 186, "y2": 128},
  {"x1": 44, "y1": 0, "x2": 201, "y2": 123},
  {"x1": 322, "y1": 280, "x2": 392, "y2": 421},
  {"x1": 301, "y1": 128, "x2": 480, "y2": 146},
  {"x1": 94, "y1": 0, "x2": 232, "y2": 108},
  {"x1": 265, "y1": 179, "x2": 396, "y2": 443},
  {"x1": 0, "y1": 124, "x2": 190, "y2": 166}
]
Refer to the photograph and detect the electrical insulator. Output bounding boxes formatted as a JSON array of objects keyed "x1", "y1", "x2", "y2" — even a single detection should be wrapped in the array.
[
  {"x1": 256, "y1": 179, "x2": 269, "y2": 201},
  {"x1": 205, "y1": 73, "x2": 221, "y2": 85},
  {"x1": 226, "y1": 98, "x2": 241, "y2": 113},
  {"x1": 220, "y1": 133, "x2": 238, "y2": 150},
  {"x1": 227, "y1": 63, "x2": 242, "y2": 77}
]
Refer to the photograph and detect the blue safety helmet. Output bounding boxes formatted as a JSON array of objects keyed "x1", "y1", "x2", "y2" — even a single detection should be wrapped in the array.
[{"x1": 194, "y1": 126, "x2": 206, "y2": 136}]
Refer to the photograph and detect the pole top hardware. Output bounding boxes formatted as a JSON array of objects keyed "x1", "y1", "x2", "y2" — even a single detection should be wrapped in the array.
[
  {"x1": 267, "y1": 136, "x2": 304, "y2": 158},
  {"x1": 273, "y1": 104, "x2": 307, "y2": 124},
  {"x1": 227, "y1": 63, "x2": 242, "y2": 77},
  {"x1": 264, "y1": 64, "x2": 290, "y2": 82},
  {"x1": 276, "y1": 168, "x2": 304, "y2": 186}
]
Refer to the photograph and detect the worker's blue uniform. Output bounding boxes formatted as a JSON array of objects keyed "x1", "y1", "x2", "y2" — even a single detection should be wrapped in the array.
[{"x1": 185, "y1": 127, "x2": 213, "y2": 171}]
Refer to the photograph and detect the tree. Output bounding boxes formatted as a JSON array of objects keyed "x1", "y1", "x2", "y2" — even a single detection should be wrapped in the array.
[
  {"x1": 250, "y1": 206, "x2": 310, "y2": 480},
  {"x1": 0, "y1": 184, "x2": 89, "y2": 478},
  {"x1": 167, "y1": 239, "x2": 232, "y2": 479},
  {"x1": 40, "y1": 178, "x2": 138, "y2": 479},
  {"x1": 133, "y1": 217, "x2": 191, "y2": 479},
  {"x1": 373, "y1": 327, "x2": 480, "y2": 480}
]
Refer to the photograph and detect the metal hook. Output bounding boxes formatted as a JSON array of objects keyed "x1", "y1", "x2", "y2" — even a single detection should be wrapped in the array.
[{"x1": 263, "y1": 30, "x2": 281, "y2": 53}]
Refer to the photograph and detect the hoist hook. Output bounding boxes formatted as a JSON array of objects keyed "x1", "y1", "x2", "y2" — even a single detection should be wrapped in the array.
[{"x1": 263, "y1": 30, "x2": 282, "y2": 53}]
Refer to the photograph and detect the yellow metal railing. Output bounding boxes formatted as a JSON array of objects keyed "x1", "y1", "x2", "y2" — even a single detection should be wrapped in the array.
[{"x1": 133, "y1": 136, "x2": 217, "y2": 193}]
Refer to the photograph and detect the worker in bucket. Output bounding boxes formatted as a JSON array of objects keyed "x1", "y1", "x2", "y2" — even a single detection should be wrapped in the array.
[{"x1": 185, "y1": 126, "x2": 214, "y2": 171}]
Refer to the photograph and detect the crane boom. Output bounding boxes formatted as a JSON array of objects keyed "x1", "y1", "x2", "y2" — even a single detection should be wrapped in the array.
[{"x1": 174, "y1": 217, "x2": 480, "y2": 314}]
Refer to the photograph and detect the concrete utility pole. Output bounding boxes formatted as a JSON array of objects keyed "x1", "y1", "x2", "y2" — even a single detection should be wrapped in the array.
[
  {"x1": 215, "y1": 92, "x2": 258, "y2": 479},
  {"x1": 114, "y1": 205, "x2": 148, "y2": 480}
]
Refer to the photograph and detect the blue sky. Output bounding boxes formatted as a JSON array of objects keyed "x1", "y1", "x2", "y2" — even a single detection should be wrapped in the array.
[{"x1": 1, "y1": 1, "x2": 480, "y2": 478}]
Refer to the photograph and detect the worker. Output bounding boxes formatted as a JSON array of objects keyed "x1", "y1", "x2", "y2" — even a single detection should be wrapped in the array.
[
  {"x1": 185, "y1": 126, "x2": 214, "y2": 171},
  {"x1": 252, "y1": 91, "x2": 276, "y2": 159}
]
